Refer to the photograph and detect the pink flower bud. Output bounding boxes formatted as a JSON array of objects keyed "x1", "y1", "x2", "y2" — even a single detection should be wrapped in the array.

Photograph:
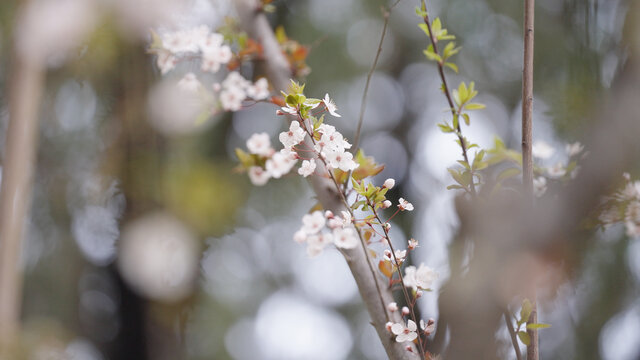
[
  {"x1": 324, "y1": 210, "x2": 334, "y2": 219},
  {"x1": 385, "y1": 322, "x2": 393, "y2": 332},
  {"x1": 382, "y1": 200, "x2": 392, "y2": 209},
  {"x1": 387, "y1": 302, "x2": 398, "y2": 312},
  {"x1": 416, "y1": 290, "x2": 423, "y2": 298},
  {"x1": 402, "y1": 306, "x2": 410, "y2": 316},
  {"x1": 383, "y1": 223, "x2": 391, "y2": 231},
  {"x1": 383, "y1": 178, "x2": 395, "y2": 189}
]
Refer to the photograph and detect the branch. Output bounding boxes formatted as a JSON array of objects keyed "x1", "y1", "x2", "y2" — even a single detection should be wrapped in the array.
[
  {"x1": 234, "y1": 1, "x2": 419, "y2": 359},
  {"x1": 419, "y1": 0, "x2": 476, "y2": 196},
  {"x1": 504, "y1": 311, "x2": 523, "y2": 360},
  {"x1": 0, "y1": 33, "x2": 45, "y2": 347},
  {"x1": 521, "y1": 0, "x2": 538, "y2": 358}
]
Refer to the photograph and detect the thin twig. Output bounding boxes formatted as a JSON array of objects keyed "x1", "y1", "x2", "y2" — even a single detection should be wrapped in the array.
[
  {"x1": 504, "y1": 311, "x2": 523, "y2": 360},
  {"x1": 345, "y1": 0, "x2": 402, "y2": 192},
  {"x1": 419, "y1": 0, "x2": 476, "y2": 195},
  {"x1": 369, "y1": 203, "x2": 427, "y2": 359},
  {"x1": 521, "y1": 0, "x2": 538, "y2": 358}
]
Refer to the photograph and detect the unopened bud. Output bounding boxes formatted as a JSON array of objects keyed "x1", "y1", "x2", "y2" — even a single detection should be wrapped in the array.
[
  {"x1": 385, "y1": 322, "x2": 393, "y2": 332},
  {"x1": 387, "y1": 302, "x2": 398, "y2": 312},
  {"x1": 402, "y1": 306, "x2": 410, "y2": 316},
  {"x1": 382, "y1": 200, "x2": 392, "y2": 209},
  {"x1": 383, "y1": 178, "x2": 395, "y2": 189},
  {"x1": 324, "y1": 210, "x2": 334, "y2": 219},
  {"x1": 416, "y1": 290, "x2": 423, "y2": 298},
  {"x1": 405, "y1": 345, "x2": 413, "y2": 352}
]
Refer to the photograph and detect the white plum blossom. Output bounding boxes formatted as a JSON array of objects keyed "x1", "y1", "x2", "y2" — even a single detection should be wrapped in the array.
[
  {"x1": 301, "y1": 211, "x2": 326, "y2": 235},
  {"x1": 246, "y1": 78, "x2": 270, "y2": 100},
  {"x1": 222, "y1": 71, "x2": 251, "y2": 91},
  {"x1": 265, "y1": 151, "x2": 297, "y2": 178},
  {"x1": 533, "y1": 176, "x2": 547, "y2": 197},
  {"x1": 293, "y1": 229, "x2": 307, "y2": 243},
  {"x1": 566, "y1": 142, "x2": 584, "y2": 157},
  {"x1": 177, "y1": 72, "x2": 201, "y2": 92},
  {"x1": 383, "y1": 178, "x2": 395, "y2": 189},
  {"x1": 248, "y1": 166, "x2": 270, "y2": 186},
  {"x1": 408, "y1": 238, "x2": 418, "y2": 250},
  {"x1": 325, "y1": 150, "x2": 358, "y2": 172},
  {"x1": 398, "y1": 198, "x2": 414, "y2": 211},
  {"x1": 322, "y1": 93, "x2": 341, "y2": 117},
  {"x1": 404, "y1": 264, "x2": 438, "y2": 291},
  {"x1": 391, "y1": 320, "x2": 418, "y2": 343},
  {"x1": 246, "y1": 133, "x2": 272, "y2": 156},
  {"x1": 332, "y1": 227, "x2": 358, "y2": 249},
  {"x1": 220, "y1": 87, "x2": 246, "y2": 111},
  {"x1": 306, "y1": 232, "x2": 333, "y2": 257},
  {"x1": 547, "y1": 162, "x2": 566, "y2": 178},
  {"x1": 157, "y1": 52, "x2": 176, "y2": 74},
  {"x1": 532, "y1": 141, "x2": 555, "y2": 159},
  {"x1": 279, "y1": 121, "x2": 306, "y2": 149},
  {"x1": 159, "y1": 26, "x2": 232, "y2": 74},
  {"x1": 298, "y1": 160, "x2": 316, "y2": 177}
]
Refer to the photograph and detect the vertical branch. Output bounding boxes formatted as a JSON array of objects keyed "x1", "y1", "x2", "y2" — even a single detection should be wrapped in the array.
[
  {"x1": 522, "y1": 0, "x2": 538, "y2": 358},
  {"x1": 0, "y1": 46, "x2": 44, "y2": 345}
]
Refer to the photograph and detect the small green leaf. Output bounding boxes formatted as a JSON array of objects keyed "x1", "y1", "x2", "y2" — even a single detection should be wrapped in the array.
[
  {"x1": 444, "y1": 62, "x2": 459, "y2": 73},
  {"x1": 438, "y1": 123, "x2": 454, "y2": 133},
  {"x1": 517, "y1": 331, "x2": 531, "y2": 346},
  {"x1": 465, "y1": 103, "x2": 486, "y2": 110},
  {"x1": 462, "y1": 113, "x2": 470, "y2": 126},
  {"x1": 520, "y1": 299, "x2": 533, "y2": 324},
  {"x1": 526, "y1": 323, "x2": 551, "y2": 330}
]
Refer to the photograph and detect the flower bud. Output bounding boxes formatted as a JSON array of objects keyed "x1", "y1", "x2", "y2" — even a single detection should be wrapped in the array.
[
  {"x1": 416, "y1": 290, "x2": 423, "y2": 298},
  {"x1": 382, "y1": 200, "x2": 392, "y2": 209},
  {"x1": 402, "y1": 306, "x2": 410, "y2": 316},
  {"x1": 387, "y1": 302, "x2": 398, "y2": 312},
  {"x1": 385, "y1": 322, "x2": 393, "y2": 332},
  {"x1": 383, "y1": 178, "x2": 395, "y2": 189},
  {"x1": 324, "y1": 210, "x2": 334, "y2": 219}
]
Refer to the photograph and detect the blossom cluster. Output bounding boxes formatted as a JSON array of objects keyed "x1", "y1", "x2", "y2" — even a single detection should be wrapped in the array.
[
  {"x1": 531, "y1": 141, "x2": 584, "y2": 198},
  {"x1": 293, "y1": 210, "x2": 359, "y2": 257},
  {"x1": 385, "y1": 309, "x2": 436, "y2": 343},
  {"x1": 153, "y1": 26, "x2": 272, "y2": 113},
  {"x1": 157, "y1": 25, "x2": 232, "y2": 75},
  {"x1": 598, "y1": 173, "x2": 640, "y2": 237},
  {"x1": 238, "y1": 90, "x2": 357, "y2": 186}
]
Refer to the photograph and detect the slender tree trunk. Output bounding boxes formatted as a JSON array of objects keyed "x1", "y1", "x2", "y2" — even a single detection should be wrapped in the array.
[{"x1": 522, "y1": 0, "x2": 538, "y2": 358}]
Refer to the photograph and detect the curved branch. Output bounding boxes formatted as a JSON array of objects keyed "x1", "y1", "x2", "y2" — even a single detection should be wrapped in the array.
[{"x1": 234, "y1": 1, "x2": 419, "y2": 359}]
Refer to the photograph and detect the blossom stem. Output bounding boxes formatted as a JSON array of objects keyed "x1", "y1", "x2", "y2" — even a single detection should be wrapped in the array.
[{"x1": 368, "y1": 200, "x2": 426, "y2": 358}]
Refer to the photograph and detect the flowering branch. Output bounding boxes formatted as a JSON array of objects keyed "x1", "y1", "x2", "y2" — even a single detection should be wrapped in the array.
[{"x1": 234, "y1": 2, "x2": 420, "y2": 358}]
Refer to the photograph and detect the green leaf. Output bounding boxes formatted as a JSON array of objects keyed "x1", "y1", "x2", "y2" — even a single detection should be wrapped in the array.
[
  {"x1": 438, "y1": 123, "x2": 454, "y2": 133},
  {"x1": 462, "y1": 113, "x2": 470, "y2": 126},
  {"x1": 497, "y1": 167, "x2": 521, "y2": 182},
  {"x1": 526, "y1": 323, "x2": 551, "y2": 330},
  {"x1": 423, "y1": 45, "x2": 442, "y2": 62},
  {"x1": 415, "y1": 6, "x2": 428, "y2": 18},
  {"x1": 444, "y1": 62, "x2": 459, "y2": 73},
  {"x1": 520, "y1": 299, "x2": 533, "y2": 325},
  {"x1": 517, "y1": 331, "x2": 531, "y2": 346},
  {"x1": 235, "y1": 148, "x2": 254, "y2": 167},
  {"x1": 418, "y1": 23, "x2": 430, "y2": 37},
  {"x1": 465, "y1": 103, "x2": 486, "y2": 110},
  {"x1": 446, "y1": 184, "x2": 465, "y2": 190}
]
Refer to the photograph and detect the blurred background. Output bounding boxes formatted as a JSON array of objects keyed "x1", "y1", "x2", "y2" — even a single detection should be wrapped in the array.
[{"x1": 0, "y1": 0, "x2": 638, "y2": 359}]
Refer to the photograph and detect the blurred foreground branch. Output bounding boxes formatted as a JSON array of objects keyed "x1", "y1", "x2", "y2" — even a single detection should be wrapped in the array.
[{"x1": 0, "y1": 21, "x2": 44, "y2": 353}]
